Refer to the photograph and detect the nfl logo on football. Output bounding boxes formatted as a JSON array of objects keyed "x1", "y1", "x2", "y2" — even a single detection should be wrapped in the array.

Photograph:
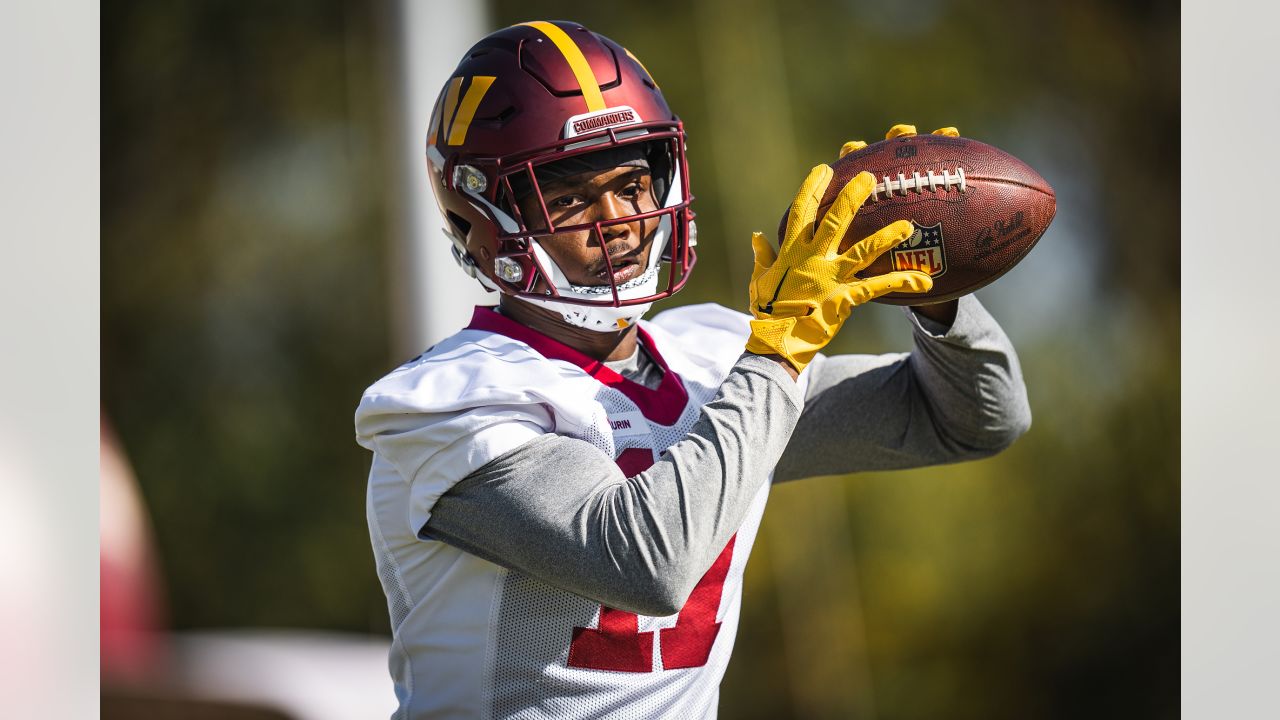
[{"x1": 892, "y1": 221, "x2": 947, "y2": 277}]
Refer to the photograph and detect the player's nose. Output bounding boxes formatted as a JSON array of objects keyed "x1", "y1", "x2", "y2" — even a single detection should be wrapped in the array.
[
  {"x1": 595, "y1": 191, "x2": 631, "y2": 222},
  {"x1": 594, "y1": 193, "x2": 636, "y2": 239}
]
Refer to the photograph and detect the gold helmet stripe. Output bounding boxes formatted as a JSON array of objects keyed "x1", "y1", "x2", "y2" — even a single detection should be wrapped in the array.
[
  {"x1": 520, "y1": 21, "x2": 606, "y2": 112},
  {"x1": 624, "y1": 47, "x2": 658, "y2": 89},
  {"x1": 447, "y1": 76, "x2": 496, "y2": 146}
]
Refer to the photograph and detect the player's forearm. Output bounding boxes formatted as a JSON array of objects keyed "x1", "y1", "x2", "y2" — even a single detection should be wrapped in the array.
[
  {"x1": 425, "y1": 354, "x2": 803, "y2": 616},
  {"x1": 904, "y1": 294, "x2": 1031, "y2": 450},
  {"x1": 750, "y1": 352, "x2": 800, "y2": 380},
  {"x1": 773, "y1": 295, "x2": 1030, "y2": 481}
]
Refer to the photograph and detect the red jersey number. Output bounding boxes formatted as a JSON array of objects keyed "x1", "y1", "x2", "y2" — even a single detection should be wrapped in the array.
[
  {"x1": 567, "y1": 445, "x2": 734, "y2": 672},
  {"x1": 567, "y1": 537, "x2": 735, "y2": 672}
]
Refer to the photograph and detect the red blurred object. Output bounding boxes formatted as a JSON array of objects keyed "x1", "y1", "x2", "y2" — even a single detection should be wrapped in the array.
[{"x1": 101, "y1": 414, "x2": 167, "y2": 683}]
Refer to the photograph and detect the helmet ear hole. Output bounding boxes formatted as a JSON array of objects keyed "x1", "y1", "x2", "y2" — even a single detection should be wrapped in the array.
[{"x1": 446, "y1": 210, "x2": 472, "y2": 240}]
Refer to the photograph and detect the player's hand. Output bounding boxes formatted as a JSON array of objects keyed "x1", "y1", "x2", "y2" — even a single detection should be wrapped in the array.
[
  {"x1": 837, "y1": 124, "x2": 960, "y2": 159},
  {"x1": 745, "y1": 165, "x2": 933, "y2": 373}
]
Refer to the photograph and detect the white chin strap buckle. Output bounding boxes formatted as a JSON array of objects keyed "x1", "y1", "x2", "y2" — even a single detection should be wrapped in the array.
[{"x1": 523, "y1": 296, "x2": 654, "y2": 333}]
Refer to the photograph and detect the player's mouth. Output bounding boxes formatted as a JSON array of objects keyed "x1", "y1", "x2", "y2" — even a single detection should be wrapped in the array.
[
  {"x1": 597, "y1": 260, "x2": 642, "y2": 284},
  {"x1": 591, "y1": 247, "x2": 644, "y2": 284}
]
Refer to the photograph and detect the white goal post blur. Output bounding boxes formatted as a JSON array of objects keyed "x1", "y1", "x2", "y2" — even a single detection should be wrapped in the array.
[{"x1": 387, "y1": 0, "x2": 493, "y2": 357}]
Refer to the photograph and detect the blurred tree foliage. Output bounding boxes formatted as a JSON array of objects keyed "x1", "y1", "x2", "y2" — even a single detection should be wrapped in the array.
[
  {"x1": 103, "y1": 0, "x2": 395, "y2": 632},
  {"x1": 104, "y1": 1, "x2": 1178, "y2": 718}
]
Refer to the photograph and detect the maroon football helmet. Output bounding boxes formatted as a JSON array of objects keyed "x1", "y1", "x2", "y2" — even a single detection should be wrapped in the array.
[{"x1": 425, "y1": 21, "x2": 696, "y2": 331}]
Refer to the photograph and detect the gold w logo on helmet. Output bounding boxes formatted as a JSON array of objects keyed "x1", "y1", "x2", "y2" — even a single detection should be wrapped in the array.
[{"x1": 428, "y1": 75, "x2": 496, "y2": 148}]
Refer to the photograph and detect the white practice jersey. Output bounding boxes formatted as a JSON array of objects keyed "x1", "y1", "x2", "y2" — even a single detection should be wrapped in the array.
[{"x1": 356, "y1": 304, "x2": 774, "y2": 720}]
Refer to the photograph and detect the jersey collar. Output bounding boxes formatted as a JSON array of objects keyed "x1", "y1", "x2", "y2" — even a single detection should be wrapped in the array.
[{"x1": 466, "y1": 306, "x2": 688, "y2": 425}]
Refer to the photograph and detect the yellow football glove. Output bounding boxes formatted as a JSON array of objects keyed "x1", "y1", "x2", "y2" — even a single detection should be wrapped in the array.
[
  {"x1": 745, "y1": 165, "x2": 934, "y2": 372},
  {"x1": 838, "y1": 124, "x2": 960, "y2": 158}
]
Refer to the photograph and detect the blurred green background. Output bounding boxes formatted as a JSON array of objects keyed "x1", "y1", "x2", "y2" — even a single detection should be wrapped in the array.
[{"x1": 102, "y1": 1, "x2": 1178, "y2": 718}]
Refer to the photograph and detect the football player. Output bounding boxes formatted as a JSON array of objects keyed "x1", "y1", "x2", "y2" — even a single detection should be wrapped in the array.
[{"x1": 355, "y1": 20, "x2": 1030, "y2": 719}]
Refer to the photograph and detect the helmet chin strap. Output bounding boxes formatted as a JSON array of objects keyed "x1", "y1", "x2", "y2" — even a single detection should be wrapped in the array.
[{"x1": 526, "y1": 298, "x2": 655, "y2": 333}]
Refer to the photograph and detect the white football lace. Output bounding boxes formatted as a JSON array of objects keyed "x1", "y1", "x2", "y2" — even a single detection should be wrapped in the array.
[
  {"x1": 567, "y1": 262, "x2": 660, "y2": 295},
  {"x1": 868, "y1": 166, "x2": 966, "y2": 201}
]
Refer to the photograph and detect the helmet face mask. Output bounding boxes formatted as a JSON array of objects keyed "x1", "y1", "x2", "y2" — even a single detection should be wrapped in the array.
[
  {"x1": 426, "y1": 22, "x2": 697, "y2": 332},
  {"x1": 494, "y1": 129, "x2": 695, "y2": 303}
]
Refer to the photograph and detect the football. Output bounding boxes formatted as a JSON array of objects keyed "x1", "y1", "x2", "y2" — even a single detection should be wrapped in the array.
[{"x1": 779, "y1": 134, "x2": 1056, "y2": 305}]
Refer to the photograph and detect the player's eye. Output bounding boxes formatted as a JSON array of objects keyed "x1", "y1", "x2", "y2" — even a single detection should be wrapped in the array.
[
  {"x1": 619, "y1": 182, "x2": 645, "y2": 200},
  {"x1": 548, "y1": 194, "x2": 582, "y2": 209}
]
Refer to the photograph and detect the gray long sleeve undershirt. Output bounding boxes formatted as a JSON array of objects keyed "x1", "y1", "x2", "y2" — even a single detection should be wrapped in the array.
[
  {"x1": 424, "y1": 296, "x2": 1031, "y2": 615},
  {"x1": 775, "y1": 297, "x2": 1031, "y2": 480},
  {"x1": 425, "y1": 354, "x2": 804, "y2": 617}
]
